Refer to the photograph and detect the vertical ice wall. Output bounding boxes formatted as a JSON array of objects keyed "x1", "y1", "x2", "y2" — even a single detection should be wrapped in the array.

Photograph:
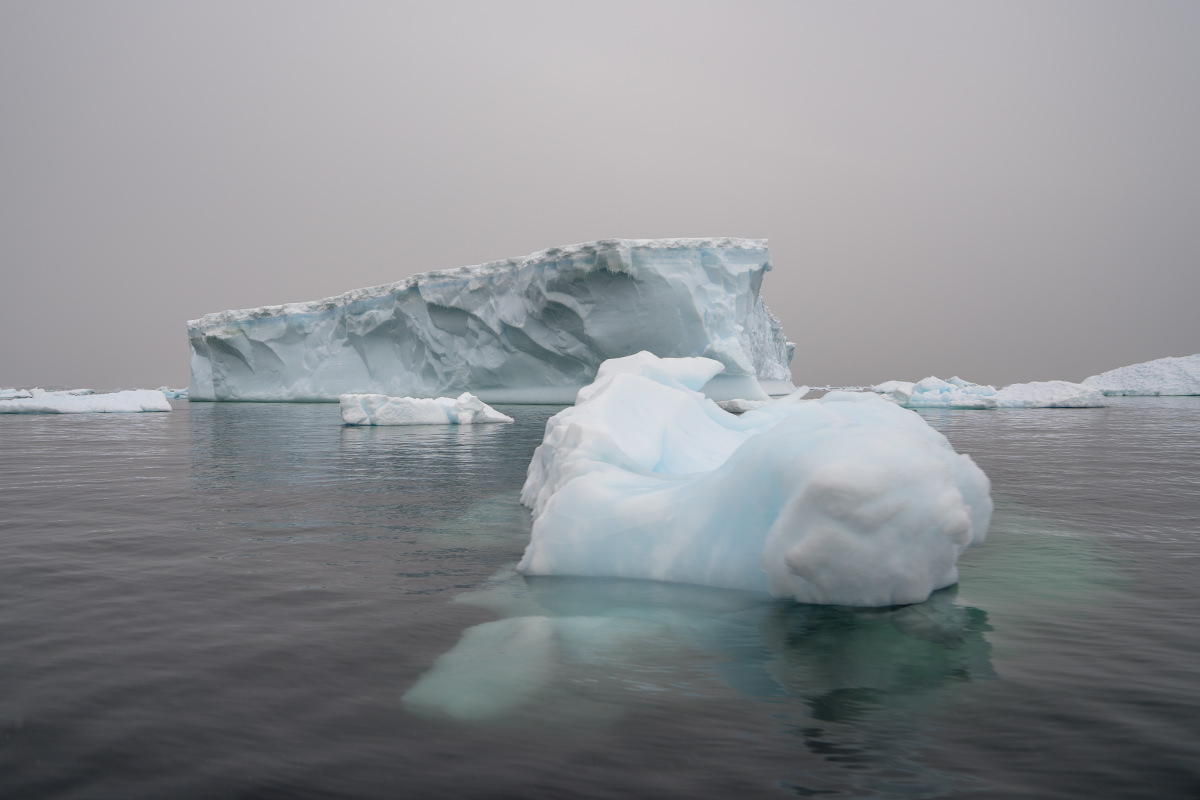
[{"x1": 187, "y1": 238, "x2": 795, "y2": 403}]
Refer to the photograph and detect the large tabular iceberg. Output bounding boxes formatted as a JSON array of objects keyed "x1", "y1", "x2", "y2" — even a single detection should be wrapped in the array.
[
  {"x1": 1082, "y1": 354, "x2": 1200, "y2": 396},
  {"x1": 188, "y1": 239, "x2": 794, "y2": 404},
  {"x1": 0, "y1": 389, "x2": 172, "y2": 414},
  {"x1": 518, "y1": 353, "x2": 992, "y2": 607}
]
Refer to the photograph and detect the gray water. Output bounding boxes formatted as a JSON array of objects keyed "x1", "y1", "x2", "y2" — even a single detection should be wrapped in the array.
[{"x1": 0, "y1": 397, "x2": 1197, "y2": 798}]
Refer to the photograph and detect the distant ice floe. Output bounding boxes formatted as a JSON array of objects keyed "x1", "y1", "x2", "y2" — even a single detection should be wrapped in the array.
[
  {"x1": 1082, "y1": 354, "x2": 1200, "y2": 396},
  {"x1": 518, "y1": 352, "x2": 991, "y2": 607},
  {"x1": 993, "y1": 380, "x2": 1108, "y2": 408},
  {"x1": 340, "y1": 392, "x2": 513, "y2": 426},
  {"x1": 872, "y1": 376, "x2": 1107, "y2": 409},
  {"x1": 158, "y1": 386, "x2": 189, "y2": 399},
  {"x1": 0, "y1": 388, "x2": 172, "y2": 414}
]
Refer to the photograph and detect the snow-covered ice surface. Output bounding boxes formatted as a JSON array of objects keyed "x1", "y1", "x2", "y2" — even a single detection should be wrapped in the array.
[
  {"x1": 1083, "y1": 354, "x2": 1200, "y2": 396},
  {"x1": 994, "y1": 380, "x2": 1108, "y2": 408},
  {"x1": 340, "y1": 392, "x2": 513, "y2": 426},
  {"x1": 0, "y1": 389, "x2": 172, "y2": 414},
  {"x1": 875, "y1": 376, "x2": 1106, "y2": 408},
  {"x1": 518, "y1": 353, "x2": 991, "y2": 607},
  {"x1": 188, "y1": 238, "x2": 794, "y2": 404}
]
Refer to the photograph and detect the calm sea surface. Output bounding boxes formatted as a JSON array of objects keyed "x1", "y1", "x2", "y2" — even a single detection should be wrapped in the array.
[{"x1": 0, "y1": 397, "x2": 1198, "y2": 799}]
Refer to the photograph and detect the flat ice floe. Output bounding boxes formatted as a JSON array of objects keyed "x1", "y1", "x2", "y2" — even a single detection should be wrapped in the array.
[
  {"x1": 340, "y1": 392, "x2": 513, "y2": 425},
  {"x1": 993, "y1": 380, "x2": 1108, "y2": 408},
  {"x1": 0, "y1": 389, "x2": 172, "y2": 414},
  {"x1": 873, "y1": 376, "x2": 1106, "y2": 408},
  {"x1": 518, "y1": 353, "x2": 992, "y2": 607},
  {"x1": 1083, "y1": 354, "x2": 1200, "y2": 396}
]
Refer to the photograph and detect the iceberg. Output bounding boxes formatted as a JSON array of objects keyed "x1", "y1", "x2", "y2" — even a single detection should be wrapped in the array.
[
  {"x1": 1082, "y1": 354, "x2": 1200, "y2": 396},
  {"x1": 340, "y1": 391, "x2": 513, "y2": 425},
  {"x1": 518, "y1": 353, "x2": 991, "y2": 607},
  {"x1": 879, "y1": 377, "x2": 999, "y2": 409},
  {"x1": 0, "y1": 389, "x2": 172, "y2": 414},
  {"x1": 187, "y1": 238, "x2": 795, "y2": 404}
]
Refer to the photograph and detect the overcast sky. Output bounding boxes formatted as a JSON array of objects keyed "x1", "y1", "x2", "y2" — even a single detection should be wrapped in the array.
[{"x1": 2, "y1": 1, "x2": 1197, "y2": 390}]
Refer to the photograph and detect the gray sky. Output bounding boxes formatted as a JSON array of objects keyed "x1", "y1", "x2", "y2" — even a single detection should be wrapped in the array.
[{"x1": 2, "y1": 1, "x2": 1197, "y2": 390}]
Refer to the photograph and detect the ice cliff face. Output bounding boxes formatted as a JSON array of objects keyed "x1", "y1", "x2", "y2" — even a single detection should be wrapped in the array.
[{"x1": 188, "y1": 239, "x2": 794, "y2": 403}]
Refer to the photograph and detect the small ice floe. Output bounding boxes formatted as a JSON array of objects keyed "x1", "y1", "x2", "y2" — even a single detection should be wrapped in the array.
[
  {"x1": 158, "y1": 386, "x2": 189, "y2": 399},
  {"x1": 339, "y1": 392, "x2": 514, "y2": 426},
  {"x1": 0, "y1": 388, "x2": 172, "y2": 414},
  {"x1": 717, "y1": 399, "x2": 765, "y2": 414},
  {"x1": 719, "y1": 387, "x2": 811, "y2": 414},
  {"x1": 877, "y1": 377, "x2": 998, "y2": 409}
]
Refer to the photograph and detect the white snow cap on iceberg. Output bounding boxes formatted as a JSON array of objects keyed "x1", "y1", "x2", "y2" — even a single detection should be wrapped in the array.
[
  {"x1": 340, "y1": 392, "x2": 513, "y2": 425},
  {"x1": 1082, "y1": 354, "x2": 1200, "y2": 396},
  {"x1": 519, "y1": 352, "x2": 992, "y2": 607},
  {"x1": 0, "y1": 389, "x2": 172, "y2": 414}
]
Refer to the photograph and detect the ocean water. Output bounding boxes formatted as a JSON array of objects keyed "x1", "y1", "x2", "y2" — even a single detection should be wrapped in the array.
[{"x1": 0, "y1": 397, "x2": 1197, "y2": 799}]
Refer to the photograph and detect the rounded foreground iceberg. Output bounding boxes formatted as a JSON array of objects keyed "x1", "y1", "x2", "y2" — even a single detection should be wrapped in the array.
[{"x1": 519, "y1": 353, "x2": 992, "y2": 607}]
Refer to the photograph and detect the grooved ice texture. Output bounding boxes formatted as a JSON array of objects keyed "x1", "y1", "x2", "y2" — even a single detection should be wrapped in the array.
[{"x1": 187, "y1": 239, "x2": 795, "y2": 403}]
